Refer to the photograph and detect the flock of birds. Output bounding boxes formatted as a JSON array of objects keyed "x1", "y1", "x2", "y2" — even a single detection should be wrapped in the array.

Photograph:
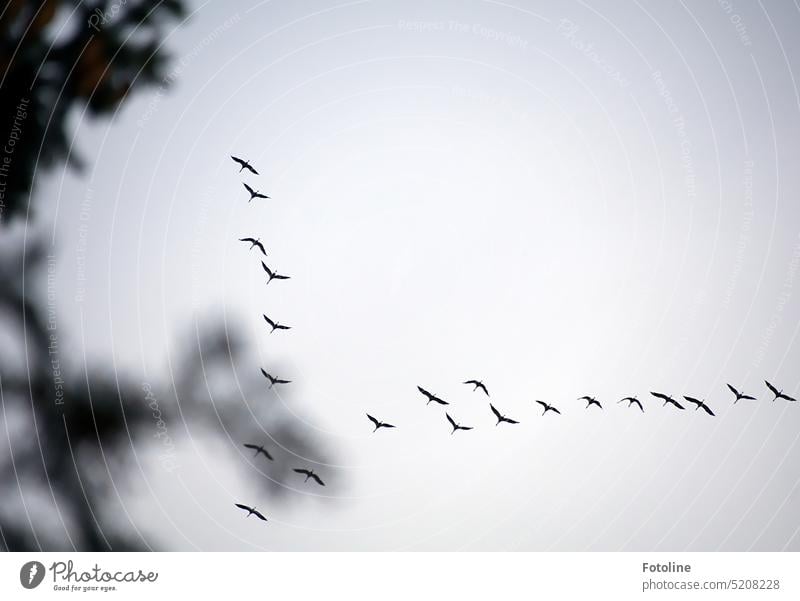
[
  {"x1": 226, "y1": 155, "x2": 797, "y2": 524},
  {"x1": 229, "y1": 155, "x2": 324, "y2": 524},
  {"x1": 415, "y1": 380, "x2": 795, "y2": 429}
]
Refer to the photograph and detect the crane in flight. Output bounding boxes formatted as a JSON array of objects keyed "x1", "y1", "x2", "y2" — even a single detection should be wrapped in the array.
[
  {"x1": 239, "y1": 237, "x2": 267, "y2": 256},
  {"x1": 260, "y1": 368, "x2": 291, "y2": 388},
  {"x1": 263, "y1": 314, "x2": 291, "y2": 333},
  {"x1": 463, "y1": 380, "x2": 489, "y2": 396},
  {"x1": 261, "y1": 261, "x2": 290, "y2": 284},
  {"x1": 727, "y1": 384, "x2": 756, "y2": 404},
  {"x1": 578, "y1": 396, "x2": 602, "y2": 409},
  {"x1": 490, "y1": 403, "x2": 519, "y2": 425},
  {"x1": 234, "y1": 503, "x2": 267, "y2": 521},
  {"x1": 294, "y1": 468, "x2": 325, "y2": 486},
  {"x1": 650, "y1": 392, "x2": 685, "y2": 410},
  {"x1": 417, "y1": 386, "x2": 448, "y2": 406},
  {"x1": 243, "y1": 182, "x2": 269, "y2": 202},
  {"x1": 243, "y1": 443, "x2": 273, "y2": 461},
  {"x1": 765, "y1": 380, "x2": 797, "y2": 402},
  {"x1": 446, "y1": 413, "x2": 474, "y2": 434},
  {"x1": 535, "y1": 401, "x2": 561, "y2": 416},
  {"x1": 230, "y1": 155, "x2": 259, "y2": 174},
  {"x1": 684, "y1": 396, "x2": 715, "y2": 416},
  {"x1": 618, "y1": 397, "x2": 644, "y2": 412},
  {"x1": 366, "y1": 414, "x2": 396, "y2": 432}
]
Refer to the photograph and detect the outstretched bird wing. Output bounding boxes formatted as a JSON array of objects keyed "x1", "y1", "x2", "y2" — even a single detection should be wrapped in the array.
[
  {"x1": 783, "y1": 393, "x2": 798, "y2": 402},
  {"x1": 263, "y1": 314, "x2": 277, "y2": 329},
  {"x1": 261, "y1": 261, "x2": 274, "y2": 278},
  {"x1": 294, "y1": 468, "x2": 311, "y2": 476},
  {"x1": 727, "y1": 384, "x2": 740, "y2": 398},
  {"x1": 310, "y1": 473, "x2": 325, "y2": 486},
  {"x1": 765, "y1": 380, "x2": 780, "y2": 396},
  {"x1": 459, "y1": 426, "x2": 474, "y2": 431},
  {"x1": 633, "y1": 400, "x2": 643, "y2": 412},
  {"x1": 272, "y1": 272, "x2": 290, "y2": 280},
  {"x1": 667, "y1": 398, "x2": 685, "y2": 410},
  {"x1": 417, "y1": 386, "x2": 433, "y2": 400},
  {"x1": 490, "y1": 404, "x2": 502, "y2": 420},
  {"x1": 650, "y1": 392, "x2": 670, "y2": 401},
  {"x1": 683, "y1": 396, "x2": 701, "y2": 408},
  {"x1": 252, "y1": 509, "x2": 268, "y2": 521},
  {"x1": 551, "y1": 407, "x2": 562, "y2": 415},
  {"x1": 274, "y1": 378, "x2": 291, "y2": 385},
  {"x1": 243, "y1": 182, "x2": 256, "y2": 195},
  {"x1": 536, "y1": 401, "x2": 547, "y2": 409},
  {"x1": 700, "y1": 403, "x2": 715, "y2": 416},
  {"x1": 366, "y1": 414, "x2": 380, "y2": 428},
  {"x1": 503, "y1": 417, "x2": 520, "y2": 424},
  {"x1": 259, "y1": 368, "x2": 273, "y2": 382},
  {"x1": 446, "y1": 413, "x2": 458, "y2": 429},
  {"x1": 235, "y1": 503, "x2": 251, "y2": 512}
]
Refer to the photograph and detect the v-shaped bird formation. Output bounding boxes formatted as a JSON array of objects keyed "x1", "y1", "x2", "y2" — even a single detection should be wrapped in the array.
[{"x1": 226, "y1": 156, "x2": 797, "y2": 527}]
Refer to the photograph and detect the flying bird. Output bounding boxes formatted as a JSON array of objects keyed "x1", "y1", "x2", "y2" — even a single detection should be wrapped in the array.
[
  {"x1": 239, "y1": 237, "x2": 267, "y2": 256},
  {"x1": 650, "y1": 392, "x2": 685, "y2": 410},
  {"x1": 417, "y1": 386, "x2": 448, "y2": 406},
  {"x1": 463, "y1": 380, "x2": 489, "y2": 396},
  {"x1": 261, "y1": 261, "x2": 290, "y2": 284},
  {"x1": 618, "y1": 397, "x2": 644, "y2": 412},
  {"x1": 260, "y1": 368, "x2": 291, "y2": 388},
  {"x1": 230, "y1": 155, "x2": 259, "y2": 174},
  {"x1": 263, "y1": 314, "x2": 291, "y2": 333},
  {"x1": 578, "y1": 396, "x2": 602, "y2": 409},
  {"x1": 293, "y1": 468, "x2": 325, "y2": 486},
  {"x1": 765, "y1": 380, "x2": 797, "y2": 402},
  {"x1": 727, "y1": 384, "x2": 756, "y2": 404},
  {"x1": 489, "y1": 403, "x2": 519, "y2": 425},
  {"x1": 535, "y1": 401, "x2": 561, "y2": 416},
  {"x1": 684, "y1": 396, "x2": 715, "y2": 416},
  {"x1": 243, "y1": 443, "x2": 273, "y2": 461},
  {"x1": 367, "y1": 414, "x2": 396, "y2": 432},
  {"x1": 446, "y1": 413, "x2": 473, "y2": 434},
  {"x1": 243, "y1": 182, "x2": 270, "y2": 202},
  {"x1": 234, "y1": 503, "x2": 267, "y2": 521}
]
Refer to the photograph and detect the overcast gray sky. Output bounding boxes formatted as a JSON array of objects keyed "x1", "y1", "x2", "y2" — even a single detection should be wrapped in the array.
[{"x1": 35, "y1": 0, "x2": 800, "y2": 550}]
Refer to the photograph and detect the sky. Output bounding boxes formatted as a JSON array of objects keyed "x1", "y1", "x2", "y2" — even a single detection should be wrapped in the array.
[{"x1": 30, "y1": 0, "x2": 800, "y2": 550}]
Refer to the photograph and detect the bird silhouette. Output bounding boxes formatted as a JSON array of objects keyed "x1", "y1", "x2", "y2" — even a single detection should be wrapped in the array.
[
  {"x1": 260, "y1": 368, "x2": 291, "y2": 388},
  {"x1": 446, "y1": 413, "x2": 473, "y2": 434},
  {"x1": 234, "y1": 503, "x2": 267, "y2": 521},
  {"x1": 463, "y1": 380, "x2": 489, "y2": 396},
  {"x1": 263, "y1": 314, "x2": 291, "y2": 333},
  {"x1": 239, "y1": 237, "x2": 267, "y2": 256},
  {"x1": 727, "y1": 384, "x2": 756, "y2": 404},
  {"x1": 293, "y1": 468, "x2": 325, "y2": 486},
  {"x1": 366, "y1": 414, "x2": 396, "y2": 432},
  {"x1": 231, "y1": 155, "x2": 259, "y2": 175},
  {"x1": 765, "y1": 380, "x2": 797, "y2": 402},
  {"x1": 650, "y1": 392, "x2": 685, "y2": 410},
  {"x1": 618, "y1": 397, "x2": 644, "y2": 412},
  {"x1": 535, "y1": 401, "x2": 561, "y2": 415},
  {"x1": 684, "y1": 396, "x2": 715, "y2": 416},
  {"x1": 489, "y1": 403, "x2": 519, "y2": 425},
  {"x1": 261, "y1": 261, "x2": 290, "y2": 284},
  {"x1": 417, "y1": 386, "x2": 448, "y2": 406},
  {"x1": 578, "y1": 396, "x2": 602, "y2": 409},
  {"x1": 243, "y1": 443, "x2": 273, "y2": 461},
  {"x1": 243, "y1": 182, "x2": 269, "y2": 202}
]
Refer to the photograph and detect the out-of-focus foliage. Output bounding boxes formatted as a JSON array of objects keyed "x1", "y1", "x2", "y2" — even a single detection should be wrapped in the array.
[{"x1": 0, "y1": 0, "x2": 184, "y2": 223}]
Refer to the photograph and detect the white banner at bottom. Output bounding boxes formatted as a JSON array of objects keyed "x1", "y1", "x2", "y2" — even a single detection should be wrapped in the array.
[{"x1": 0, "y1": 552, "x2": 796, "y2": 600}]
